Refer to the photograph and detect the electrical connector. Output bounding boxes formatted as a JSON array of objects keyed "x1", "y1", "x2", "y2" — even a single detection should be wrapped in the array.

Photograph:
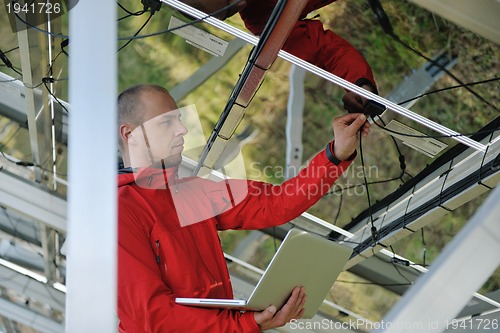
[
  {"x1": 371, "y1": 226, "x2": 379, "y2": 243},
  {"x1": 141, "y1": 0, "x2": 161, "y2": 15},
  {"x1": 391, "y1": 257, "x2": 410, "y2": 266},
  {"x1": 364, "y1": 100, "x2": 386, "y2": 118}
]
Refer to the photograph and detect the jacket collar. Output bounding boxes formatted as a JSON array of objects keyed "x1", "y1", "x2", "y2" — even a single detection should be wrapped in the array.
[{"x1": 118, "y1": 160, "x2": 178, "y2": 189}]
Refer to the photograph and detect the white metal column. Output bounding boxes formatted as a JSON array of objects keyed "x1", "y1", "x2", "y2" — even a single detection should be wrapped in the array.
[
  {"x1": 285, "y1": 64, "x2": 306, "y2": 179},
  {"x1": 66, "y1": 1, "x2": 117, "y2": 332},
  {"x1": 375, "y1": 186, "x2": 500, "y2": 333}
]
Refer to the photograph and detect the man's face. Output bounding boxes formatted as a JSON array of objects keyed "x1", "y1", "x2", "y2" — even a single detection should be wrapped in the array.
[{"x1": 128, "y1": 90, "x2": 188, "y2": 168}]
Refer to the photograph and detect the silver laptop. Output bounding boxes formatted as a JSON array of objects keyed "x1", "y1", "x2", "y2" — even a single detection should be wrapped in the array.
[{"x1": 175, "y1": 228, "x2": 353, "y2": 318}]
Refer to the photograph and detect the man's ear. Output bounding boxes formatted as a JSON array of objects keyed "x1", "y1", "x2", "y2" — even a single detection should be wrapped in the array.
[{"x1": 119, "y1": 124, "x2": 135, "y2": 144}]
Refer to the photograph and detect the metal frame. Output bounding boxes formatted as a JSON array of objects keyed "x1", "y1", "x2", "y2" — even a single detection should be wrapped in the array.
[
  {"x1": 407, "y1": 0, "x2": 500, "y2": 45},
  {"x1": 0, "y1": 0, "x2": 498, "y2": 330},
  {"x1": 376, "y1": 185, "x2": 500, "y2": 333},
  {"x1": 285, "y1": 65, "x2": 306, "y2": 179}
]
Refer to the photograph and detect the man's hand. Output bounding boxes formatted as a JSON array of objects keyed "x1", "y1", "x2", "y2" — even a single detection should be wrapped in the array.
[
  {"x1": 254, "y1": 286, "x2": 306, "y2": 331},
  {"x1": 332, "y1": 113, "x2": 371, "y2": 161},
  {"x1": 342, "y1": 84, "x2": 375, "y2": 114}
]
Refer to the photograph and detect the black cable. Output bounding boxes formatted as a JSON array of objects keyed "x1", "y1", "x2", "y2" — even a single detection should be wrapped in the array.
[
  {"x1": 326, "y1": 173, "x2": 405, "y2": 196},
  {"x1": 0, "y1": 125, "x2": 22, "y2": 152},
  {"x1": 43, "y1": 80, "x2": 69, "y2": 113},
  {"x1": 61, "y1": 39, "x2": 69, "y2": 57},
  {"x1": 1, "y1": 143, "x2": 68, "y2": 177},
  {"x1": 0, "y1": 144, "x2": 27, "y2": 165},
  {"x1": 13, "y1": 10, "x2": 68, "y2": 39},
  {"x1": 24, "y1": 81, "x2": 44, "y2": 89},
  {"x1": 118, "y1": 0, "x2": 246, "y2": 41},
  {"x1": 0, "y1": 49, "x2": 23, "y2": 76},
  {"x1": 352, "y1": 153, "x2": 498, "y2": 256},
  {"x1": 396, "y1": 77, "x2": 500, "y2": 107},
  {"x1": 391, "y1": 35, "x2": 500, "y2": 113},
  {"x1": 47, "y1": 50, "x2": 64, "y2": 77},
  {"x1": 3, "y1": 46, "x2": 19, "y2": 54},
  {"x1": 118, "y1": 12, "x2": 154, "y2": 52},
  {"x1": 117, "y1": 2, "x2": 147, "y2": 21},
  {"x1": 370, "y1": 248, "x2": 415, "y2": 286},
  {"x1": 421, "y1": 228, "x2": 427, "y2": 267},
  {"x1": 117, "y1": 1, "x2": 146, "y2": 16},
  {"x1": 368, "y1": 0, "x2": 499, "y2": 113},
  {"x1": 1, "y1": 208, "x2": 19, "y2": 242},
  {"x1": 374, "y1": 116, "x2": 407, "y2": 182},
  {"x1": 119, "y1": 12, "x2": 145, "y2": 21},
  {"x1": 332, "y1": 190, "x2": 343, "y2": 226}
]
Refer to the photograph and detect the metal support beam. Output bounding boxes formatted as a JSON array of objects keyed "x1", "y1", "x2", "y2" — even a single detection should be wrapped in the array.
[
  {"x1": 170, "y1": 38, "x2": 247, "y2": 102},
  {"x1": 376, "y1": 185, "x2": 500, "y2": 333},
  {"x1": 16, "y1": 7, "x2": 53, "y2": 183},
  {"x1": 407, "y1": 0, "x2": 500, "y2": 45},
  {"x1": 0, "y1": 72, "x2": 69, "y2": 145},
  {"x1": 66, "y1": 0, "x2": 117, "y2": 332},
  {"x1": 0, "y1": 262, "x2": 64, "y2": 312},
  {"x1": 40, "y1": 226, "x2": 58, "y2": 283},
  {"x1": 0, "y1": 206, "x2": 41, "y2": 246},
  {"x1": 0, "y1": 170, "x2": 66, "y2": 232},
  {"x1": 344, "y1": 131, "x2": 499, "y2": 269},
  {"x1": 0, "y1": 297, "x2": 63, "y2": 333},
  {"x1": 285, "y1": 64, "x2": 306, "y2": 179},
  {"x1": 385, "y1": 51, "x2": 457, "y2": 110}
]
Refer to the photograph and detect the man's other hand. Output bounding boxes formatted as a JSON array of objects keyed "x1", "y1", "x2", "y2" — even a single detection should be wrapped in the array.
[
  {"x1": 342, "y1": 84, "x2": 375, "y2": 114},
  {"x1": 332, "y1": 113, "x2": 370, "y2": 161},
  {"x1": 254, "y1": 286, "x2": 306, "y2": 331}
]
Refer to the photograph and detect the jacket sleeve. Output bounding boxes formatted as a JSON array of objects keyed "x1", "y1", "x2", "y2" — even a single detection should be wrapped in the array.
[
  {"x1": 239, "y1": 0, "x2": 377, "y2": 93},
  {"x1": 117, "y1": 203, "x2": 260, "y2": 333},
  {"x1": 284, "y1": 19, "x2": 377, "y2": 93},
  {"x1": 215, "y1": 144, "x2": 353, "y2": 230}
]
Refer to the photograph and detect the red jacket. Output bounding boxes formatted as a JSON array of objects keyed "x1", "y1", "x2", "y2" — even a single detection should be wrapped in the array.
[
  {"x1": 117, "y1": 147, "x2": 352, "y2": 332},
  {"x1": 240, "y1": 0, "x2": 377, "y2": 92}
]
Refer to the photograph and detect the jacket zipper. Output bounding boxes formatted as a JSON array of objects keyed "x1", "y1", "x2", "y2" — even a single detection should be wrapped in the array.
[{"x1": 155, "y1": 240, "x2": 160, "y2": 264}]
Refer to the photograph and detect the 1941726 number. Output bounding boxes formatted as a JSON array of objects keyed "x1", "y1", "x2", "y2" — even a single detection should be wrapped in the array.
[
  {"x1": 4, "y1": 1, "x2": 77, "y2": 33},
  {"x1": 446, "y1": 318, "x2": 498, "y2": 330},
  {"x1": 6, "y1": 1, "x2": 61, "y2": 14}
]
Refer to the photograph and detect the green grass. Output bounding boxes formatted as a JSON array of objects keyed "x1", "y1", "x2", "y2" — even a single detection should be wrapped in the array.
[{"x1": 1, "y1": 0, "x2": 499, "y2": 325}]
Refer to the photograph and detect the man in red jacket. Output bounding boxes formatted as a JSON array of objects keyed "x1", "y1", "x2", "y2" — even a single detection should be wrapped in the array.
[
  {"x1": 180, "y1": 0, "x2": 378, "y2": 113},
  {"x1": 116, "y1": 84, "x2": 370, "y2": 332}
]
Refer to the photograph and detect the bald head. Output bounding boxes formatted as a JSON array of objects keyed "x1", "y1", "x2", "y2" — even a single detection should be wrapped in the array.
[
  {"x1": 117, "y1": 85, "x2": 186, "y2": 168},
  {"x1": 118, "y1": 84, "x2": 170, "y2": 127}
]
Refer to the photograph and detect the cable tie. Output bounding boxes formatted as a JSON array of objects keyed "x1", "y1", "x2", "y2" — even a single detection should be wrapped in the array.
[
  {"x1": 42, "y1": 77, "x2": 55, "y2": 83},
  {"x1": 370, "y1": 226, "x2": 379, "y2": 243},
  {"x1": 399, "y1": 155, "x2": 406, "y2": 171},
  {"x1": 15, "y1": 161, "x2": 35, "y2": 167},
  {"x1": 0, "y1": 49, "x2": 13, "y2": 68},
  {"x1": 392, "y1": 257, "x2": 410, "y2": 266}
]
